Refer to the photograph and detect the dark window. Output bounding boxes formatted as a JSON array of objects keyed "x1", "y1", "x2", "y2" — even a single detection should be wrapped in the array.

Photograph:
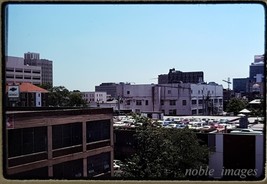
[
  {"x1": 8, "y1": 127, "x2": 47, "y2": 157},
  {"x1": 170, "y1": 100, "x2": 176, "y2": 106},
  {"x1": 24, "y1": 70, "x2": 31, "y2": 73},
  {"x1": 87, "y1": 152, "x2": 111, "y2": 177},
  {"x1": 145, "y1": 100, "x2": 149, "y2": 105},
  {"x1": 24, "y1": 76, "x2": 31, "y2": 79},
  {"x1": 199, "y1": 99, "x2": 203, "y2": 104},
  {"x1": 182, "y1": 100, "x2": 187, "y2": 106},
  {"x1": 52, "y1": 123, "x2": 82, "y2": 149},
  {"x1": 192, "y1": 100, "x2": 197, "y2": 105},
  {"x1": 192, "y1": 109, "x2": 197, "y2": 115},
  {"x1": 214, "y1": 99, "x2": 218, "y2": 103},
  {"x1": 136, "y1": 100, "x2": 142, "y2": 106},
  {"x1": 15, "y1": 68, "x2": 23, "y2": 72},
  {"x1": 169, "y1": 109, "x2": 177, "y2": 115},
  {"x1": 53, "y1": 159, "x2": 83, "y2": 179},
  {"x1": 127, "y1": 91, "x2": 130, "y2": 94},
  {"x1": 167, "y1": 90, "x2": 171, "y2": 94},
  {"x1": 86, "y1": 120, "x2": 110, "y2": 143},
  {"x1": 126, "y1": 100, "x2": 130, "y2": 105},
  {"x1": 32, "y1": 70, "x2": 40, "y2": 74},
  {"x1": 6, "y1": 67, "x2": 14, "y2": 72},
  {"x1": 6, "y1": 75, "x2": 14, "y2": 79},
  {"x1": 15, "y1": 75, "x2": 23, "y2": 79},
  {"x1": 161, "y1": 100, "x2": 164, "y2": 105}
]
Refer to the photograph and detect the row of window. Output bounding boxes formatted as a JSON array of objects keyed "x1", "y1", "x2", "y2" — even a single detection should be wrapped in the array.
[
  {"x1": 8, "y1": 120, "x2": 111, "y2": 157},
  {"x1": 11, "y1": 152, "x2": 111, "y2": 179},
  {"x1": 6, "y1": 75, "x2": 41, "y2": 80},
  {"x1": 161, "y1": 100, "x2": 187, "y2": 106},
  {"x1": 6, "y1": 68, "x2": 41, "y2": 74},
  {"x1": 84, "y1": 94, "x2": 105, "y2": 98},
  {"x1": 191, "y1": 99, "x2": 223, "y2": 105}
]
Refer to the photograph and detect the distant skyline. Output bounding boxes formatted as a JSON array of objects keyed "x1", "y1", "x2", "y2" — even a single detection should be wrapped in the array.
[{"x1": 6, "y1": 4, "x2": 265, "y2": 91}]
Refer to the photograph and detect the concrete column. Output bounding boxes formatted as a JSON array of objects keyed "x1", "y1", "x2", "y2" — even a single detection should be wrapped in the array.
[
  {"x1": 255, "y1": 134, "x2": 264, "y2": 178},
  {"x1": 47, "y1": 125, "x2": 53, "y2": 177},
  {"x1": 82, "y1": 121, "x2": 87, "y2": 177},
  {"x1": 209, "y1": 134, "x2": 224, "y2": 179}
]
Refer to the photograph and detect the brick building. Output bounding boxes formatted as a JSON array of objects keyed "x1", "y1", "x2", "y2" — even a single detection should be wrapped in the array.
[{"x1": 5, "y1": 108, "x2": 114, "y2": 179}]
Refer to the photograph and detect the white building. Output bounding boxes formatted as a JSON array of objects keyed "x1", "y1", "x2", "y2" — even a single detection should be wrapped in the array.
[
  {"x1": 6, "y1": 56, "x2": 42, "y2": 85},
  {"x1": 116, "y1": 83, "x2": 223, "y2": 116},
  {"x1": 82, "y1": 91, "x2": 107, "y2": 104}
]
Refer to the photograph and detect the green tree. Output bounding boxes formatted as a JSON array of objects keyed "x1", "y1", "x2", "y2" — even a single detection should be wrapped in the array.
[
  {"x1": 122, "y1": 126, "x2": 210, "y2": 179},
  {"x1": 37, "y1": 83, "x2": 53, "y2": 90},
  {"x1": 68, "y1": 92, "x2": 88, "y2": 107},
  {"x1": 48, "y1": 86, "x2": 70, "y2": 107},
  {"x1": 226, "y1": 98, "x2": 248, "y2": 115}
]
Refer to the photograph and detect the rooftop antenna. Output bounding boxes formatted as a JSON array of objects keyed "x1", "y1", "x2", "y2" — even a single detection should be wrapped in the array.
[{"x1": 222, "y1": 77, "x2": 231, "y2": 91}]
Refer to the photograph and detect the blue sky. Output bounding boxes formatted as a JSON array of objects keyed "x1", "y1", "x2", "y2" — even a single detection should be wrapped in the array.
[{"x1": 6, "y1": 4, "x2": 265, "y2": 91}]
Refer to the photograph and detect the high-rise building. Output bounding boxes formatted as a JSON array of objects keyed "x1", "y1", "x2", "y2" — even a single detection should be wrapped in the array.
[
  {"x1": 158, "y1": 68, "x2": 204, "y2": 84},
  {"x1": 24, "y1": 52, "x2": 53, "y2": 86},
  {"x1": 5, "y1": 56, "x2": 42, "y2": 85}
]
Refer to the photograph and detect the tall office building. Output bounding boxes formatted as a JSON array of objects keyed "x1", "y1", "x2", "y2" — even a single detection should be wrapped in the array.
[
  {"x1": 5, "y1": 56, "x2": 42, "y2": 85},
  {"x1": 24, "y1": 52, "x2": 53, "y2": 86}
]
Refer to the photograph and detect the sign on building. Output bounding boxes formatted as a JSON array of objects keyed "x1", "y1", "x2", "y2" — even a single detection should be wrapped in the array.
[{"x1": 8, "y1": 86, "x2": 19, "y2": 98}]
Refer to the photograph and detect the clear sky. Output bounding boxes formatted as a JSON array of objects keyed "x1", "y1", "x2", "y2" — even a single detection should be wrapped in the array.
[{"x1": 6, "y1": 3, "x2": 265, "y2": 91}]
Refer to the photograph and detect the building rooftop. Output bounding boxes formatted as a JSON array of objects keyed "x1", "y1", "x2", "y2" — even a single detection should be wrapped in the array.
[{"x1": 6, "y1": 83, "x2": 48, "y2": 93}]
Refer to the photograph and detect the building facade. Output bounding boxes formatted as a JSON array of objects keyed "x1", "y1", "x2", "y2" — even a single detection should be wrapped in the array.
[
  {"x1": 6, "y1": 83, "x2": 49, "y2": 107},
  {"x1": 6, "y1": 56, "x2": 42, "y2": 85},
  {"x1": 24, "y1": 52, "x2": 53, "y2": 86},
  {"x1": 82, "y1": 92, "x2": 107, "y2": 104},
  {"x1": 5, "y1": 108, "x2": 114, "y2": 179},
  {"x1": 114, "y1": 83, "x2": 223, "y2": 116},
  {"x1": 158, "y1": 68, "x2": 204, "y2": 84}
]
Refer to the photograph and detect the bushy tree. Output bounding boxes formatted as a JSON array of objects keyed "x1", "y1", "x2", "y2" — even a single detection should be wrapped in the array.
[
  {"x1": 122, "y1": 126, "x2": 210, "y2": 179},
  {"x1": 226, "y1": 98, "x2": 248, "y2": 115},
  {"x1": 47, "y1": 86, "x2": 87, "y2": 107}
]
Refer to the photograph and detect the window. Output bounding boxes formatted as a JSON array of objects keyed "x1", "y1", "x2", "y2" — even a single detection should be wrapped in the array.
[
  {"x1": 53, "y1": 159, "x2": 83, "y2": 179},
  {"x1": 52, "y1": 123, "x2": 82, "y2": 149},
  {"x1": 198, "y1": 99, "x2": 203, "y2": 105},
  {"x1": 192, "y1": 109, "x2": 197, "y2": 115},
  {"x1": 161, "y1": 100, "x2": 164, "y2": 105},
  {"x1": 198, "y1": 90, "x2": 200, "y2": 94},
  {"x1": 6, "y1": 67, "x2": 14, "y2": 72},
  {"x1": 126, "y1": 100, "x2": 130, "y2": 105},
  {"x1": 15, "y1": 68, "x2": 23, "y2": 72},
  {"x1": 6, "y1": 75, "x2": 14, "y2": 79},
  {"x1": 87, "y1": 152, "x2": 111, "y2": 177},
  {"x1": 169, "y1": 109, "x2": 177, "y2": 115},
  {"x1": 136, "y1": 100, "x2": 142, "y2": 106},
  {"x1": 145, "y1": 100, "x2": 149, "y2": 105},
  {"x1": 168, "y1": 90, "x2": 171, "y2": 94},
  {"x1": 8, "y1": 126, "x2": 47, "y2": 157},
  {"x1": 198, "y1": 109, "x2": 203, "y2": 114},
  {"x1": 192, "y1": 100, "x2": 197, "y2": 105},
  {"x1": 182, "y1": 100, "x2": 187, "y2": 106},
  {"x1": 24, "y1": 75, "x2": 31, "y2": 79},
  {"x1": 32, "y1": 70, "x2": 41, "y2": 74},
  {"x1": 15, "y1": 75, "x2": 23, "y2": 79},
  {"x1": 214, "y1": 99, "x2": 218, "y2": 103},
  {"x1": 170, "y1": 100, "x2": 176, "y2": 106},
  {"x1": 219, "y1": 99, "x2": 223, "y2": 104},
  {"x1": 24, "y1": 69, "x2": 31, "y2": 73},
  {"x1": 127, "y1": 91, "x2": 130, "y2": 94},
  {"x1": 86, "y1": 120, "x2": 110, "y2": 143}
]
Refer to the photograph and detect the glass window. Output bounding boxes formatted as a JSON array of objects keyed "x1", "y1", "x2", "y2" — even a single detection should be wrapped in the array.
[
  {"x1": 170, "y1": 100, "x2": 176, "y2": 106},
  {"x1": 136, "y1": 100, "x2": 142, "y2": 106},
  {"x1": 192, "y1": 100, "x2": 197, "y2": 105},
  {"x1": 86, "y1": 120, "x2": 110, "y2": 143},
  {"x1": 182, "y1": 100, "x2": 187, "y2": 106},
  {"x1": 87, "y1": 152, "x2": 111, "y2": 177},
  {"x1": 52, "y1": 123, "x2": 82, "y2": 149}
]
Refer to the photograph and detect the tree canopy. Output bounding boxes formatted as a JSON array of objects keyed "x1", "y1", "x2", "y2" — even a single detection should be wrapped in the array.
[
  {"x1": 47, "y1": 86, "x2": 87, "y2": 107},
  {"x1": 226, "y1": 97, "x2": 248, "y2": 115},
  {"x1": 122, "y1": 126, "x2": 210, "y2": 179}
]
